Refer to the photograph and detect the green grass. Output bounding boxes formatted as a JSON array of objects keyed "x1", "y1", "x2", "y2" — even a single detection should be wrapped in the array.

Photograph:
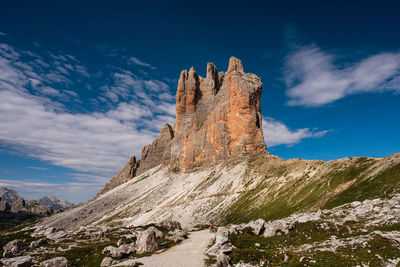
[
  {"x1": 230, "y1": 221, "x2": 400, "y2": 266},
  {"x1": 324, "y1": 162, "x2": 400, "y2": 209},
  {"x1": 224, "y1": 158, "x2": 374, "y2": 224}
]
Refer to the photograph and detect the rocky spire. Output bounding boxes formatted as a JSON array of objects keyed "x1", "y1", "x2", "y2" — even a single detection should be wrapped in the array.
[
  {"x1": 227, "y1": 56, "x2": 244, "y2": 73},
  {"x1": 101, "y1": 57, "x2": 267, "y2": 193}
]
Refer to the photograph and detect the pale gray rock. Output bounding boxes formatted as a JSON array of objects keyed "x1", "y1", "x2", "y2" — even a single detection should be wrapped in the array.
[
  {"x1": 343, "y1": 214, "x2": 358, "y2": 222},
  {"x1": 3, "y1": 240, "x2": 26, "y2": 258},
  {"x1": 29, "y1": 238, "x2": 47, "y2": 249},
  {"x1": 100, "y1": 257, "x2": 118, "y2": 266},
  {"x1": 166, "y1": 229, "x2": 185, "y2": 242},
  {"x1": 212, "y1": 251, "x2": 231, "y2": 267},
  {"x1": 116, "y1": 238, "x2": 125, "y2": 247},
  {"x1": 39, "y1": 257, "x2": 69, "y2": 267},
  {"x1": 1, "y1": 255, "x2": 32, "y2": 267},
  {"x1": 207, "y1": 227, "x2": 232, "y2": 256},
  {"x1": 245, "y1": 219, "x2": 265, "y2": 235},
  {"x1": 46, "y1": 230, "x2": 67, "y2": 240},
  {"x1": 102, "y1": 246, "x2": 124, "y2": 258},
  {"x1": 263, "y1": 221, "x2": 293, "y2": 238},
  {"x1": 158, "y1": 220, "x2": 182, "y2": 231},
  {"x1": 135, "y1": 228, "x2": 159, "y2": 254},
  {"x1": 147, "y1": 226, "x2": 163, "y2": 238}
]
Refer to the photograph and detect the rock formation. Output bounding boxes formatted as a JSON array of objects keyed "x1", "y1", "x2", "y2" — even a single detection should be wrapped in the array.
[
  {"x1": 100, "y1": 156, "x2": 140, "y2": 194},
  {"x1": 168, "y1": 57, "x2": 266, "y2": 171},
  {"x1": 101, "y1": 57, "x2": 267, "y2": 193}
]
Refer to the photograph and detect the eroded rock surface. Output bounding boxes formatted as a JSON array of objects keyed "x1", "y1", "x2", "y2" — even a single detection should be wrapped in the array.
[
  {"x1": 101, "y1": 57, "x2": 267, "y2": 193},
  {"x1": 169, "y1": 57, "x2": 266, "y2": 171},
  {"x1": 100, "y1": 156, "x2": 140, "y2": 194}
]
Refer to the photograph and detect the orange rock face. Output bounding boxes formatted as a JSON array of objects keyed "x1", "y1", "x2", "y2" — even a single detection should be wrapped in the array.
[
  {"x1": 168, "y1": 57, "x2": 266, "y2": 171},
  {"x1": 101, "y1": 57, "x2": 267, "y2": 193}
]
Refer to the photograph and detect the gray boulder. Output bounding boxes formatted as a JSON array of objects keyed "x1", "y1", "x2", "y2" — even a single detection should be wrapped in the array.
[
  {"x1": 148, "y1": 226, "x2": 163, "y2": 238},
  {"x1": 245, "y1": 219, "x2": 265, "y2": 235},
  {"x1": 102, "y1": 244, "x2": 136, "y2": 259},
  {"x1": 212, "y1": 251, "x2": 231, "y2": 267},
  {"x1": 29, "y1": 238, "x2": 47, "y2": 249},
  {"x1": 100, "y1": 257, "x2": 118, "y2": 266},
  {"x1": 102, "y1": 246, "x2": 124, "y2": 258},
  {"x1": 3, "y1": 240, "x2": 26, "y2": 258},
  {"x1": 39, "y1": 257, "x2": 69, "y2": 267},
  {"x1": 157, "y1": 220, "x2": 182, "y2": 231},
  {"x1": 135, "y1": 228, "x2": 159, "y2": 254},
  {"x1": 1, "y1": 255, "x2": 33, "y2": 267},
  {"x1": 166, "y1": 229, "x2": 186, "y2": 242},
  {"x1": 46, "y1": 229, "x2": 67, "y2": 240},
  {"x1": 207, "y1": 227, "x2": 232, "y2": 256},
  {"x1": 263, "y1": 221, "x2": 293, "y2": 238}
]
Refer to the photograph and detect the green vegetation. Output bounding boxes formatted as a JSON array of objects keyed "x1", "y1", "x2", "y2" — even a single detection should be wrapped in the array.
[
  {"x1": 229, "y1": 221, "x2": 400, "y2": 266},
  {"x1": 325, "y1": 162, "x2": 400, "y2": 208},
  {"x1": 224, "y1": 157, "x2": 375, "y2": 224}
]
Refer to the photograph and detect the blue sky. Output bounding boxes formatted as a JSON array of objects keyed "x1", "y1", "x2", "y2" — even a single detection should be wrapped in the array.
[{"x1": 0, "y1": 0, "x2": 399, "y2": 203}]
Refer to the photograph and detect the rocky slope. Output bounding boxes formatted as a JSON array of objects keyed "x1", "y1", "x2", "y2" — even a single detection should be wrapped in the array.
[
  {"x1": 207, "y1": 192, "x2": 400, "y2": 266},
  {"x1": 37, "y1": 152, "x2": 400, "y2": 232},
  {"x1": 101, "y1": 57, "x2": 267, "y2": 194}
]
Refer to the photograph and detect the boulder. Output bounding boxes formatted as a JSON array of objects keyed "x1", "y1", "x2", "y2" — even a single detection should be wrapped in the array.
[
  {"x1": 215, "y1": 227, "x2": 229, "y2": 245},
  {"x1": 263, "y1": 221, "x2": 293, "y2": 238},
  {"x1": 46, "y1": 230, "x2": 67, "y2": 240},
  {"x1": 100, "y1": 257, "x2": 118, "y2": 267},
  {"x1": 207, "y1": 227, "x2": 232, "y2": 256},
  {"x1": 102, "y1": 246, "x2": 124, "y2": 258},
  {"x1": 39, "y1": 257, "x2": 69, "y2": 267},
  {"x1": 166, "y1": 229, "x2": 186, "y2": 242},
  {"x1": 3, "y1": 240, "x2": 26, "y2": 258},
  {"x1": 116, "y1": 238, "x2": 125, "y2": 247},
  {"x1": 212, "y1": 251, "x2": 231, "y2": 267},
  {"x1": 1, "y1": 255, "x2": 33, "y2": 267},
  {"x1": 158, "y1": 220, "x2": 182, "y2": 231},
  {"x1": 245, "y1": 219, "x2": 265, "y2": 235},
  {"x1": 135, "y1": 228, "x2": 159, "y2": 254},
  {"x1": 29, "y1": 238, "x2": 47, "y2": 249},
  {"x1": 147, "y1": 226, "x2": 164, "y2": 238}
]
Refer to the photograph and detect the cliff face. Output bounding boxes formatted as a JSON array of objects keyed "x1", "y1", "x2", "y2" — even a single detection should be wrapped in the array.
[
  {"x1": 168, "y1": 57, "x2": 266, "y2": 171},
  {"x1": 101, "y1": 57, "x2": 267, "y2": 193}
]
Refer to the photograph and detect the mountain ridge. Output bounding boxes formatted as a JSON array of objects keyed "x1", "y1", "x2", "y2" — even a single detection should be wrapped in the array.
[{"x1": 101, "y1": 57, "x2": 267, "y2": 194}]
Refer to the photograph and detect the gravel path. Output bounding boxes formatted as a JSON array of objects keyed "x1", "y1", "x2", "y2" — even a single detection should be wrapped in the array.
[{"x1": 115, "y1": 229, "x2": 215, "y2": 267}]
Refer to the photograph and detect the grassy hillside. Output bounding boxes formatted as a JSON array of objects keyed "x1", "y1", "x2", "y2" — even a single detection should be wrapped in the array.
[{"x1": 224, "y1": 153, "x2": 400, "y2": 224}]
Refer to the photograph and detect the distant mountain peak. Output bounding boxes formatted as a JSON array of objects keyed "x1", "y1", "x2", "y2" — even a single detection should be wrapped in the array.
[{"x1": 0, "y1": 187, "x2": 22, "y2": 202}]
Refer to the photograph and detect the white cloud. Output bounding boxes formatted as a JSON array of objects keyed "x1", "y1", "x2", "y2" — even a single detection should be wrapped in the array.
[
  {"x1": 128, "y1": 56, "x2": 156, "y2": 70},
  {"x1": 0, "y1": 42, "x2": 174, "y2": 183},
  {"x1": 262, "y1": 117, "x2": 329, "y2": 147},
  {"x1": 285, "y1": 45, "x2": 400, "y2": 107}
]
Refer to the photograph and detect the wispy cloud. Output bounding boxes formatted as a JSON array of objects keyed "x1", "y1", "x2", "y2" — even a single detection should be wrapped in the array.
[
  {"x1": 26, "y1": 166, "x2": 48, "y2": 171},
  {"x1": 263, "y1": 117, "x2": 329, "y2": 147},
  {"x1": 0, "y1": 42, "x2": 175, "y2": 182},
  {"x1": 128, "y1": 57, "x2": 156, "y2": 70},
  {"x1": 284, "y1": 45, "x2": 400, "y2": 107}
]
